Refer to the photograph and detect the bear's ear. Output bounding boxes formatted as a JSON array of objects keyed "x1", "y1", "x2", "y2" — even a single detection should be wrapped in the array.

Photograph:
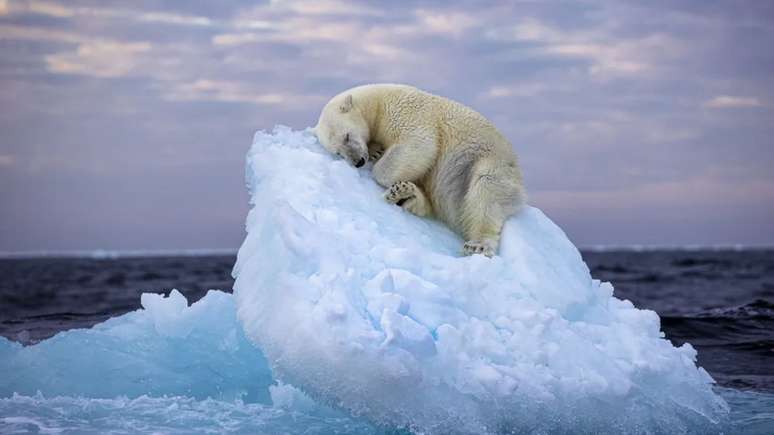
[{"x1": 339, "y1": 94, "x2": 353, "y2": 113}]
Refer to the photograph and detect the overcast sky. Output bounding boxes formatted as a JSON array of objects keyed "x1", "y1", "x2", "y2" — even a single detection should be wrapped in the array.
[{"x1": 1, "y1": 0, "x2": 773, "y2": 252}]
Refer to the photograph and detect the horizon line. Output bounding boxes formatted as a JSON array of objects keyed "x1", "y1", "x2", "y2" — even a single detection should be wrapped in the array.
[{"x1": 1, "y1": 244, "x2": 773, "y2": 259}]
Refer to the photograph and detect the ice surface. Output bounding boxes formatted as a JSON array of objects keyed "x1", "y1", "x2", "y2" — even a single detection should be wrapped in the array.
[
  {"x1": 233, "y1": 126, "x2": 730, "y2": 434},
  {"x1": 0, "y1": 290, "x2": 273, "y2": 403}
]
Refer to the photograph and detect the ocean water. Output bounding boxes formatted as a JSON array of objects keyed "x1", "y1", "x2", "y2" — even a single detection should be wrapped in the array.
[{"x1": 1, "y1": 250, "x2": 773, "y2": 433}]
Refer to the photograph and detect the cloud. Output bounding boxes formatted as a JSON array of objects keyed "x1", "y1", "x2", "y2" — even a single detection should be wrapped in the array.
[
  {"x1": 485, "y1": 18, "x2": 683, "y2": 77},
  {"x1": 704, "y1": 95, "x2": 763, "y2": 109},
  {"x1": 232, "y1": 19, "x2": 273, "y2": 30},
  {"x1": 45, "y1": 41, "x2": 152, "y2": 78},
  {"x1": 265, "y1": 0, "x2": 382, "y2": 16},
  {"x1": 414, "y1": 9, "x2": 478, "y2": 37},
  {"x1": 20, "y1": 1, "x2": 74, "y2": 18},
  {"x1": 164, "y1": 79, "x2": 324, "y2": 107},
  {"x1": 0, "y1": 24, "x2": 84, "y2": 43},
  {"x1": 210, "y1": 4, "x2": 417, "y2": 68},
  {"x1": 4, "y1": 1, "x2": 213, "y2": 27},
  {"x1": 212, "y1": 32, "x2": 262, "y2": 46},
  {"x1": 485, "y1": 17, "x2": 560, "y2": 42},
  {"x1": 485, "y1": 83, "x2": 555, "y2": 98},
  {"x1": 546, "y1": 43, "x2": 648, "y2": 75},
  {"x1": 0, "y1": 154, "x2": 14, "y2": 168},
  {"x1": 136, "y1": 12, "x2": 212, "y2": 27}
]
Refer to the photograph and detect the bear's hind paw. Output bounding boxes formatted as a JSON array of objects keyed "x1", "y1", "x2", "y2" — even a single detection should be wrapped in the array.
[{"x1": 463, "y1": 240, "x2": 495, "y2": 257}]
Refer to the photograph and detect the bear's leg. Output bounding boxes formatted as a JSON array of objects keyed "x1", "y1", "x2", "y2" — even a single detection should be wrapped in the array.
[
  {"x1": 384, "y1": 181, "x2": 432, "y2": 217},
  {"x1": 460, "y1": 163, "x2": 523, "y2": 257},
  {"x1": 372, "y1": 141, "x2": 437, "y2": 188}
]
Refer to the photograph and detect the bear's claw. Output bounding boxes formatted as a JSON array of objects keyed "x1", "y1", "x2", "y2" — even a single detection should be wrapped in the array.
[
  {"x1": 369, "y1": 148, "x2": 384, "y2": 162},
  {"x1": 463, "y1": 240, "x2": 495, "y2": 257}
]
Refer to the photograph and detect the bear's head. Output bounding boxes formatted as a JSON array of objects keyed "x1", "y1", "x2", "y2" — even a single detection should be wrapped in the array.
[{"x1": 314, "y1": 94, "x2": 369, "y2": 168}]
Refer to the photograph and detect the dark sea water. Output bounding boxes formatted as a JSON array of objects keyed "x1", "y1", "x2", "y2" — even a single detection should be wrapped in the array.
[{"x1": 1, "y1": 249, "x2": 773, "y2": 425}]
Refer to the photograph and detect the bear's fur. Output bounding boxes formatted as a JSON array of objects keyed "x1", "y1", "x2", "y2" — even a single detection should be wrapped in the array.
[{"x1": 315, "y1": 84, "x2": 526, "y2": 257}]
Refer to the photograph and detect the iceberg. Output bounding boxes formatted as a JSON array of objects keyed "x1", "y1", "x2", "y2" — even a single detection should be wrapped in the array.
[
  {"x1": 0, "y1": 289, "x2": 768, "y2": 434},
  {"x1": 8, "y1": 126, "x2": 771, "y2": 434},
  {"x1": 233, "y1": 126, "x2": 729, "y2": 433}
]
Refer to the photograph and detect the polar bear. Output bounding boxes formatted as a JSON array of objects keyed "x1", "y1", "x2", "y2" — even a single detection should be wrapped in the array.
[{"x1": 314, "y1": 84, "x2": 526, "y2": 257}]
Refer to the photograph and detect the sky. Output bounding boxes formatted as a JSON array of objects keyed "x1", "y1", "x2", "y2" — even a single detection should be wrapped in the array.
[{"x1": 1, "y1": 0, "x2": 773, "y2": 252}]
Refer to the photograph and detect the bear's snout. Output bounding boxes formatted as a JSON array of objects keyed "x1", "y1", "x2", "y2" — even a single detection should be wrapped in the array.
[{"x1": 342, "y1": 142, "x2": 367, "y2": 168}]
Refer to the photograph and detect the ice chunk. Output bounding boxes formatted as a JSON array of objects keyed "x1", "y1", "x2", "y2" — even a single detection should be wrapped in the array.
[
  {"x1": 233, "y1": 126, "x2": 729, "y2": 433},
  {"x1": 0, "y1": 290, "x2": 273, "y2": 403},
  {"x1": 0, "y1": 289, "x2": 378, "y2": 433}
]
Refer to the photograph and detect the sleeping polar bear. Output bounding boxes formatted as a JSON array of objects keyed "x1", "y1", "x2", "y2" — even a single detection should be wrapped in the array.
[{"x1": 314, "y1": 84, "x2": 526, "y2": 257}]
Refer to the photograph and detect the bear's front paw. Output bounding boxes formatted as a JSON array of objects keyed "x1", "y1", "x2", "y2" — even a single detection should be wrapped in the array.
[
  {"x1": 369, "y1": 147, "x2": 384, "y2": 162},
  {"x1": 463, "y1": 240, "x2": 495, "y2": 258},
  {"x1": 384, "y1": 181, "x2": 416, "y2": 206}
]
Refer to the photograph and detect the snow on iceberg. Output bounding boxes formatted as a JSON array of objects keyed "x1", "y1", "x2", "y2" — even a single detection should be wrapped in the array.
[{"x1": 233, "y1": 126, "x2": 729, "y2": 434}]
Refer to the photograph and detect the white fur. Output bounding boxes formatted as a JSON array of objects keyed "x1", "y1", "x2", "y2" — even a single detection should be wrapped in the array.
[{"x1": 315, "y1": 84, "x2": 526, "y2": 256}]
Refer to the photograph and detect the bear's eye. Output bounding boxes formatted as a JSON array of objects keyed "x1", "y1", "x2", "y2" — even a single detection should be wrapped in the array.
[{"x1": 344, "y1": 133, "x2": 350, "y2": 144}]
